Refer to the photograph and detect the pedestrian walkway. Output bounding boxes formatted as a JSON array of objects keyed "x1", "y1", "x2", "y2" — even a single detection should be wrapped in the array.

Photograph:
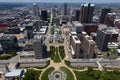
[{"x1": 39, "y1": 45, "x2": 77, "y2": 80}]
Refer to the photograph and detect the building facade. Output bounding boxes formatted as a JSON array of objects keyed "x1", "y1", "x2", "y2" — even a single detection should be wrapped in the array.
[
  {"x1": 33, "y1": 3, "x2": 40, "y2": 20},
  {"x1": 104, "y1": 13, "x2": 116, "y2": 27},
  {"x1": 100, "y1": 8, "x2": 111, "y2": 24},
  {"x1": 83, "y1": 23, "x2": 98, "y2": 35},
  {"x1": 95, "y1": 27, "x2": 118, "y2": 51},
  {"x1": 80, "y1": 33, "x2": 96, "y2": 58},
  {"x1": 79, "y1": 3, "x2": 95, "y2": 23},
  {"x1": 69, "y1": 31, "x2": 95, "y2": 59},
  {"x1": 25, "y1": 23, "x2": 34, "y2": 40},
  {"x1": 0, "y1": 36, "x2": 19, "y2": 52},
  {"x1": 70, "y1": 36, "x2": 81, "y2": 58},
  {"x1": 63, "y1": 3, "x2": 67, "y2": 15},
  {"x1": 75, "y1": 9, "x2": 80, "y2": 21},
  {"x1": 41, "y1": 10, "x2": 48, "y2": 21},
  {"x1": 33, "y1": 35, "x2": 43, "y2": 59},
  {"x1": 72, "y1": 21, "x2": 84, "y2": 33}
]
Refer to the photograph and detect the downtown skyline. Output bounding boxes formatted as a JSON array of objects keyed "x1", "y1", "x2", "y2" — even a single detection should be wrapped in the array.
[{"x1": 0, "y1": 0, "x2": 120, "y2": 3}]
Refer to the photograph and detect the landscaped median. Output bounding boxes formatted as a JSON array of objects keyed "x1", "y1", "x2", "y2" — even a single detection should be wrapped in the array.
[
  {"x1": 53, "y1": 47, "x2": 61, "y2": 63},
  {"x1": 60, "y1": 66, "x2": 74, "y2": 80},
  {"x1": 50, "y1": 46, "x2": 56, "y2": 60},
  {"x1": 59, "y1": 46, "x2": 65, "y2": 59},
  {"x1": 41, "y1": 67, "x2": 55, "y2": 80},
  {"x1": 50, "y1": 46, "x2": 61, "y2": 63}
]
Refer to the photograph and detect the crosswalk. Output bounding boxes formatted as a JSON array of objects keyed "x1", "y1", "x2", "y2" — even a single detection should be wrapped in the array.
[{"x1": 96, "y1": 61, "x2": 103, "y2": 71}]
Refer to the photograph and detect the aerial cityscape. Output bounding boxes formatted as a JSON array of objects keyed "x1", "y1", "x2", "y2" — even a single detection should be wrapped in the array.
[{"x1": 1, "y1": 0, "x2": 120, "y2": 80}]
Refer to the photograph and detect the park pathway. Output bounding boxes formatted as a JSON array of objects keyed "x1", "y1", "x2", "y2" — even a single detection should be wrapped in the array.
[{"x1": 39, "y1": 45, "x2": 77, "y2": 80}]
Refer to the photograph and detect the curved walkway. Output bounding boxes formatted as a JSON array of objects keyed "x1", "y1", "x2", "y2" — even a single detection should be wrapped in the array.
[{"x1": 39, "y1": 45, "x2": 77, "y2": 80}]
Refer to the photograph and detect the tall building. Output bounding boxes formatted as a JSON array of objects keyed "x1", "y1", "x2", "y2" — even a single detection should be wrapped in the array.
[
  {"x1": 0, "y1": 36, "x2": 19, "y2": 52},
  {"x1": 33, "y1": 3, "x2": 40, "y2": 19},
  {"x1": 100, "y1": 8, "x2": 111, "y2": 24},
  {"x1": 95, "y1": 27, "x2": 118, "y2": 51},
  {"x1": 114, "y1": 19, "x2": 120, "y2": 29},
  {"x1": 79, "y1": 3, "x2": 95, "y2": 23},
  {"x1": 72, "y1": 21, "x2": 84, "y2": 33},
  {"x1": 33, "y1": 35, "x2": 43, "y2": 59},
  {"x1": 63, "y1": 3, "x2": 67, "y2": 15},
  {"x1": 69, "y1": 32, "x2": 77, "y2": 49},
  {"x1": 75, "y1": 10, "x2": 80, "y2": 21},
  {"x1": 25, "y1": 23, "x2": 34, "y2": 40},
  {"x1": 34, "y1": 20, "x2": 42, "y2": 31},
  {"x1": 70, "y1": 36, "x2": 81, "y2": 58},
  {"x1": 104, "y1": 13, "x2": 116, "y2": 27},
  {"x1": 80, "y1": 32, "x2": 96, "y2": 58},
  {"x1": 41, "y1": 10, "x2": 48, "y2": 21},
  {"x1": 69, "y1": 31, "x2": 95, "y2": 58}
]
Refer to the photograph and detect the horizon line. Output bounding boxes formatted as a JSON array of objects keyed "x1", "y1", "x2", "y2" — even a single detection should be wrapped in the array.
[{"x1": 0, "y1": 2, "x2": 120, "y2": 4}]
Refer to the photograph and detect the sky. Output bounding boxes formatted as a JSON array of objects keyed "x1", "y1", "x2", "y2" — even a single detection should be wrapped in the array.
[{"x1": 0, "y1": 0, "x2": 120, "y2": 3}]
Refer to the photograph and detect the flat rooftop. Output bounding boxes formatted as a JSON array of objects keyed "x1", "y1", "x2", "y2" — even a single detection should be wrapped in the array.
[
  {"x1": 21, "y1": 51, "x2": 34, "y2": 57},
  {"x1": 73, "y1": 21, "x2": 83, "y2": 27},
  {"x1": 0, "y1": 33, "x2": 26, "y2": 40},
  {"x1": 72, "y1": 36, "x2": 81, "y2": 44},
  {"x1": 71, "y1": 32, "x2": 77, "y2": 35},
  {"x1": 100, "y1": 27, "x2": 119, "y2": 34},
  {"x1": 0, "y1": 35, "x2": 16, "y2": 40},
  {"x1": 33, "y1": 35, "x2": 42, "y2": 41},
  {"x1": 5, "y1": 69, "x2": 24, "y2": 78}
]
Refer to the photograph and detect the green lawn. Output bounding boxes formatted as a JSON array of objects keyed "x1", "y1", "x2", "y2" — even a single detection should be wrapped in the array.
[
  {"x1": 41, "y1": 67, "x2": 55, "y2": 80},
  {"x1": 50, "y1": 46, "x2": 56, "y2": 60},
  {"x1": 23, "y1": 69, "x2": 42, "y2": 80},
  {"x1": 60, "y1": 66, "x2": 74, "y2": 80},
  {"x1": 53, "y1": 47, "x2": 61, "y2": 63},
  {"x1": 64, "y1": 60, "x2": 70, "y2": 67},
  {"x1": 59, "y1": 46, "x2": 65, "y2": 59},
  {"x1": 74, "y1": 68, "x2": 120, "y2": 80},
  {"x1": 0, "y1": 51, "x2": 17, "y2": 60}
]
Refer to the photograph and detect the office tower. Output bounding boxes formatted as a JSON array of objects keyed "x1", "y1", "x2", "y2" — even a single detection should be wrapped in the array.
[
  {"x1": 70, "y1": 36, "x2": 81, "y2": 58},
  {"x1": 75, "y1": 10, "x2": 80, "y2": 21},
  {"x1": 69, "y1": 31, "x2": 95, "y2": 58},
  {"x1": 104, "y1": 13, "x2": 116, "y2": 27},
  {"x1": 33, "y1": 35, "x2": 43, "y2": 59},
  {"x1": 95, "y1": 27, "x2": 118, "y2": 51},
  {"x1": 100, "y1": 8, "x2": 111, "y2": 24},
  {"x1": 33, "y1": 3, "x2": 40, "y2": 19},
  {"x1": 25, "y1": 23, "x2": 34, "y2": 40},
  {"x1": 34, "y1": 20, "x2": 42, "y2": 31},
  {"x1": 0, "y1": 36, "x2": 18, "y2": 52},
  {"x1": 41, "y1": 10, "x2": 48, "y2": 21},
  {"x1": 79, "y1": 3, "x2": 95, "y2": 23},
  {"x1": 114, "y1": 19, "x2": 120, "y2": 29},
  {"x1": 72, "y1": 21, "x2": 84, "y2": 33},
  {"x1": 80, "y1": 33, "x2": 96, "y2": 58},
  {"x1": 63, "y1": 3, "x2": 67, "y2": 15},
  {"x1": 62, "y1": 16, "x2": 68, "y2": 24}
]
